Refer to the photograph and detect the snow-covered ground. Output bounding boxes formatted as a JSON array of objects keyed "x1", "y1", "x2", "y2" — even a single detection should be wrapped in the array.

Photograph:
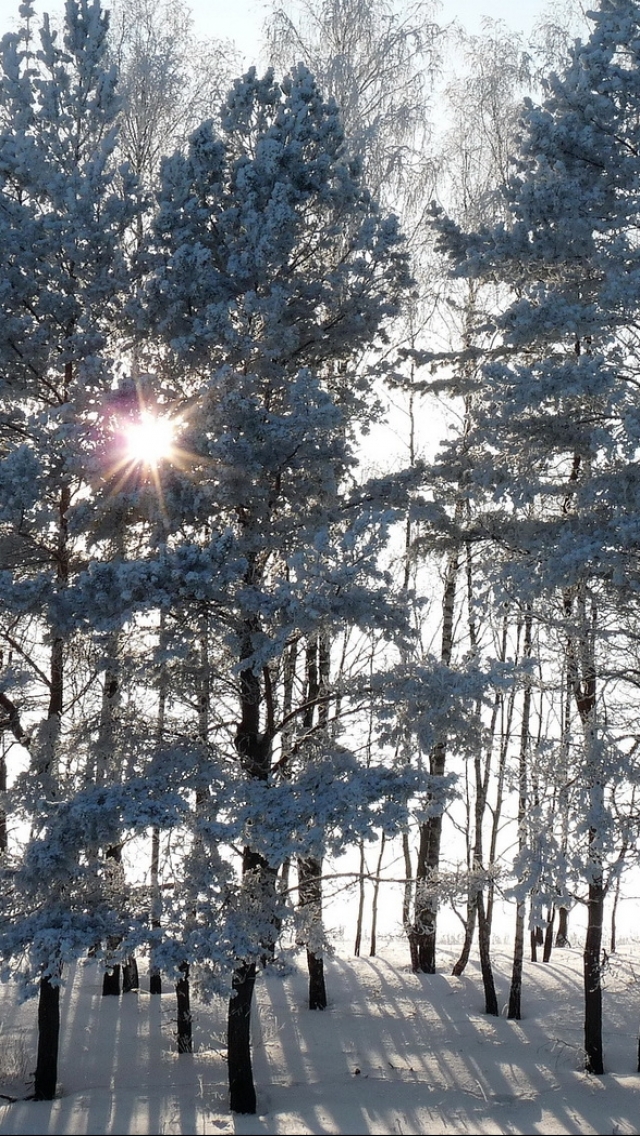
[{"x1": 0, "y1": 938, "x2": 639, "y2": 1135}]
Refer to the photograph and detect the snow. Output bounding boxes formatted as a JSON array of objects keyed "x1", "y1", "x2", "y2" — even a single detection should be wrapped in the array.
[{"x1": 0, "y1": 939, "x2": 639, "y2": 1134}]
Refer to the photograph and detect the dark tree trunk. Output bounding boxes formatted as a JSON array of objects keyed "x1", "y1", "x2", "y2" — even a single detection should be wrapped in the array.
[
  {"x1": 122, "y1": 957, "x2": 139, "y2": 993},
  {"x1": 228, "y1": 644, "x2": 274, "y2": 1114},
  {"x1": 584, "y1": 873, "x2": 605, "y2": 1074},
  {"x1": 542, "y1": 906, "x2": 555, "y2": 963},
  {"x1": 410, "y1": 533, "x2": 460, "y2": 973},
  {"x1": 306, "y1": 951, "x2": 326, "y2": 1011},
  {"x1": 228, "y1": 962, "x2": 257, "y2": 1114},
  {"x1": 451, "y1": 899, "x2": 476, "y2": 977},
  {"x1": 477, "y1": 891, "x2": 498, "y2": 1016},
  {"x1": 298, "y1": 855, "x2": 327, "y2": 1009},
  {"x1": 32, "y1": 483, "x2": 69, "y2": 1103},
  {"x1": 564, "y1": 578, "x2": 603, "y2": 1073},
  {"x1": 102, "y1": 964, "x2": 121, "y2": 996},
  {"x1": 354, "y1": 841, "x2": 366, "y2": 957},
  {"x1": 176, "y1": 963, "x2": 193, "y2": 1053},
  {"x1": 412, "y1": 807, "x2": 443, "y2": 973},
  {"x1": 369, "y1": 833, "x2": 386, "y2": 959},
  {"x1": 508, "y1": 614, "x2": 531, "y2": 1021},
  {"x1": 610, "y1": 868, "x2": 624, "y2": 955},
  {"x1": 555, "y1": 906, "x2": 570, "y2": 948},
  {"x1": 227, "y1": 585, "x2": 284, "y2": 1114},
  {"x1": 508, "y1": 899, "x2": 526, "y2": 1020},
  {"x1": 298, "y1": 634, "x2": 329, "y2": 1006},
  {"x1": 530, "y1": 927, "x2": 541, "y2": 962},
  {"x1": 0, "y1": 737, "x2": 6, "y2": 854},
  {"x1": 149, "y1": 824, "x2": 162, "y2": 994},
  {"x1": 34, "y1": 974, "x2": 60, "y2": 1100}
]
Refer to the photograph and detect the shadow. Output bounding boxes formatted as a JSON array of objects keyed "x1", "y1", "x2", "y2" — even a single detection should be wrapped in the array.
[{"x1": 0, "y1": 942, "x2": 639, "y2": 1133}]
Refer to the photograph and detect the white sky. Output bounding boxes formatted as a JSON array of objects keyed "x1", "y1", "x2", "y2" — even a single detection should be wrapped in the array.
[
  {"x1": 206, "y1": 0, "x2": 550, "y2": 61},
  {"x1": 0, "y1": 0, "x2": 552, "y2": 63}
]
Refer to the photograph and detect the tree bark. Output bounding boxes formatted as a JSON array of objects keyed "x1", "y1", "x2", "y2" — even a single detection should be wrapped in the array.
[
  {"x1": 477, "y1": 890, "x2": 498, "y2": 1016},
  {"x1": 584, "y1": 872, "x2": 604, "y2": 1074},
  {"x1": 565, "y1": 580, "x2": 604, "y2": 1074},
  {"x1": 354, "y1": 841, "x2": 366, "y2": 957},
  {"x1": 298, "y1": 855, "x2": 327, "y2": 1009},
  {"x1": 555, "y1": 906, "x2": 570, "y2": 948},
  {"x1": 228, "y1": 962, "x2": 258, "y2": 1114},
  {"x1": 33, "y1": 483, "x2": 69, "y2": 1099},
  {"x1": 508, "y1": 612, "x2": 532, "y2": 1020},
  {"x1": 123, "y1": 957, "x2": 139, "y2": 993},
  {"x1": 369, "y1": 833, "x2": 386, "y2": 958},
  {"x1": 34, "y1": 973, "x2": 60, "y2": 1100},
  {"x1": 542, "y1": 906, "x2": 555, "y2": 964},
  {"x1": 451, "y1": 899, "x2": 476, "y2": 977},
  {"x1": 411, "y1": 528, "x2": 461, "y2": 973},
  {"x1": 508, "y1": 898, "x2": 526, "y2": 1020},
  {"x1": 176, "y1": 962, "x2": 193, "y2": 1053},
  {"x1": 228, "y1": 629, "x2": 274, "y2": 1114},
  {"x1": 297, "y1": 633, "x2": 329, "y2": 1007},
  {"x1": 412, "y1": 780, "x2": 444, "y2": 973},
  {"x1": 102, "y1": 962, "x2": 121, "y2": 996}
]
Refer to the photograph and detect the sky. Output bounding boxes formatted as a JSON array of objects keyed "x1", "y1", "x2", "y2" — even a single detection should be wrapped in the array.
[
  {"x1": 205, "y1": 0, "x2": 551, "y2": 62},
  {"x1": 0, "y1": 0, "x2": 555, "y2": 62}
]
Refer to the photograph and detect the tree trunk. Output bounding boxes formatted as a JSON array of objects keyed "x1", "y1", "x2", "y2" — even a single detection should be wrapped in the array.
[
  {"x1": 508, "y1": 612, "x2": 532, "y2": 1021},
  {"x1": 354, "y1": 841, "x2": 366, "y2": 957},
  {"x1": 34, "y1": 973, "x2": 60, "y2": 1100},
  {"x1": 508, "y1": 898, "x2": 526, "y2": 1020},
  {"x1": 228, "y1": 962, "x2": 258, "y2": 1114},
  {"x1": 402, "y1": 833, "x2": 419, "y2": 972},
  {"x1": 555, "y1": 906, "x2": 570, "y2": 948},
  {"x1": 306, "y1": 950, "x2": 326, "y2": 1012},
  {"x1": 34, "y1": 523, "x2": 67, "y2": 1100},
  {"x1": 477, "y1": 890, "x2": 498, "y2": 1016},
  {"x1": 410, "y1": 526, "x2": 462, "y2": 973},
  {"x1": 123, "y1": 957, "x2": 139, "y2": 993},
  {"x1": 412, "y1": 805, "x2": 442, "y2": 973},
  {"x1": 542, "y1": 906, "x2": 555, "y2": 963},
  {"x1": 102, "y1": 962, "x2": 121, "y2": 996},
  {"x1": 298, "y1": 855, "x2": 327, "y2": 1009},
  {"x1": 584, "y1": 872, "x2": 604, "y2": 1074},
  {"x1": 150, "y1": 612, "x2": 168, "y2": 995},
  {"x1": 176, "y1": 962, "x2": 193, "y2": 1053},
  {"x1": 369, "y1": 833, "x2": 386, "y2": 958},
  {"x1": 0, "y1": 737, "x2": 6, "y2": 854},
  {"x1": 227, "y1": 630, "x2": 274, "y2": 1115},
  {"x1": 451, "y1": 898, "x2": 476, "y2": 977},
  {"x1": 610, "y1": 871, "x2": 622, "y2": 955},
  {"x1": 298, "y1": 633, "x2": 329, "y2": 1007}
]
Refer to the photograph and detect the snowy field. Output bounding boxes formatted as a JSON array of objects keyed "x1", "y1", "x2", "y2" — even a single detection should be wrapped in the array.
[{"x1": 0, "y1": 940, "x2": 639, "y2": 1135}]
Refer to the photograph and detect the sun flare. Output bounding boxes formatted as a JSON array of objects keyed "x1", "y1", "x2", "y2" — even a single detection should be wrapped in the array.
[{"x1": 124, "y1": 412, "x2": 175, "y2": 468}]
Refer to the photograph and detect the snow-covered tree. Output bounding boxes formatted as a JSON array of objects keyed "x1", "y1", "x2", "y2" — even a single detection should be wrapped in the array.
[
  {"x1": 433, "y1": 0, "x2": 640, "y2": 1073},
  {"x1": 107, "y1": 0, "x2": 239, "y2": 189},
  {"x1": 264, "y1": 0, "x2": 438, "y2": 210},
  {"x1": 0, "y1": 0, "x2": 141, "y2": 1098},
  {"x1": 106, "y1": 63, "x2": 424, "y2": 1113}
]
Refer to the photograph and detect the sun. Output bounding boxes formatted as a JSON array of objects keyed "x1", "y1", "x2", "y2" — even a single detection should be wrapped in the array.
[{"x1": 123, "y1": 412, "x2": 176, "y2": 468}]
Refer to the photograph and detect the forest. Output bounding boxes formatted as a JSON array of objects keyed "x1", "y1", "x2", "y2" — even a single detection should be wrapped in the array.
[{"x1": 0, "y1": 0, "x2": 639, "y2": 1123}]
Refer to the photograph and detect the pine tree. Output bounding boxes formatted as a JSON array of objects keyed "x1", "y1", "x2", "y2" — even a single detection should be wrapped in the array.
[
  {"x1": 0, "y1": 0, "x2": 140, "y2": 1098},
  {"x1": 129, "y1": 64, "x2": 417, "y2": 1113},
  {"x1": 433, "y1": 0, "x2": 640, "y2": 1074}
]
